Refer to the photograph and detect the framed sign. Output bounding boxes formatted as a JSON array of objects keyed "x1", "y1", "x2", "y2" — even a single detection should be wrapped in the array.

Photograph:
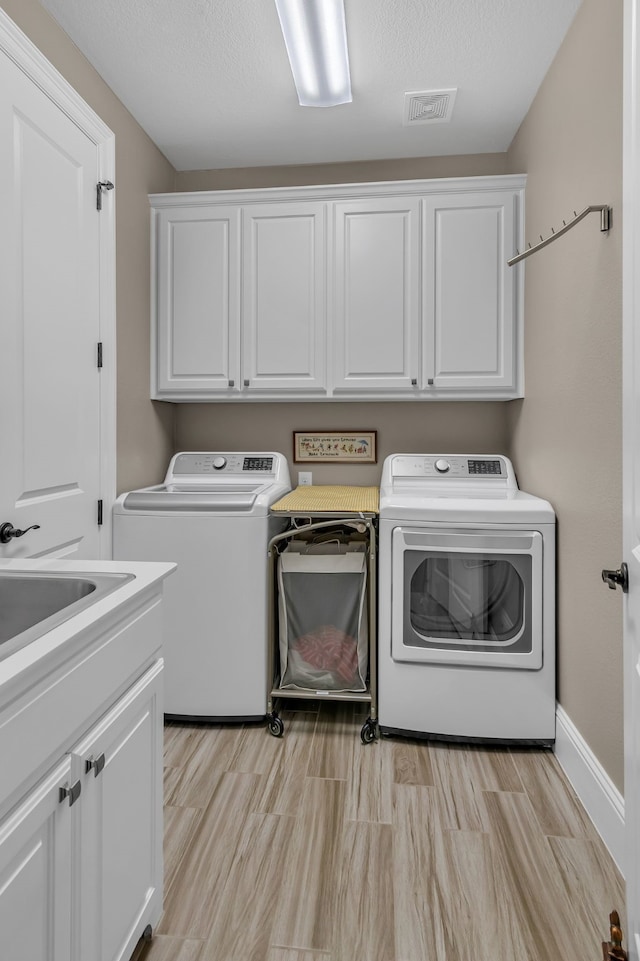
[{"x1": 293, "y1": 431, "x2": 377, "y2": 464}]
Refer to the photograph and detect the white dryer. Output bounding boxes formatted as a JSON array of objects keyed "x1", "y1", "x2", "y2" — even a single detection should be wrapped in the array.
[
  {"x1": 378, "y1": 453, "x2": 556, "y2": 744},
  {"x1": 113, "y1": 452, "x2": 290, "y2": 721}
]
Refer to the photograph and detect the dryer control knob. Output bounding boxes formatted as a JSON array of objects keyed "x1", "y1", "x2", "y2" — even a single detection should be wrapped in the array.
[
  {"x1": 434, "y1": 458, "x2": 450, "y2": 473},
  {"x1": 212, "y1": 456, "x2": 227, "y2": 470}
]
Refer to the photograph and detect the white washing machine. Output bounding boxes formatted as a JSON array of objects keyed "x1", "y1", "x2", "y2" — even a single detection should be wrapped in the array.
[
  {"x1": 113, "y1": 452, "x2": 290, "y2": 721},
  {"x1": 378, "y1": 453, "x2": 556, "y2": 744}
]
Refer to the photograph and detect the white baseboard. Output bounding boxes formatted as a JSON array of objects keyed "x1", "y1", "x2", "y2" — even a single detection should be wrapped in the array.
[{"x1": 554, "y1": 704, "x2": 625, "y2": 874}]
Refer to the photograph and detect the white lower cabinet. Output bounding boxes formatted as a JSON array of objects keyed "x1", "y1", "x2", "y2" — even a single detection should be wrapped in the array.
[
  {"x1": 0, "y1": 662, "x2": 162, "y2": 961},
  {"x1": 72, "y1": 661, "x2": 163, "y2": 961},
  {"x1": 0, "y1": 758, "x2": 73, "y2": 961}
]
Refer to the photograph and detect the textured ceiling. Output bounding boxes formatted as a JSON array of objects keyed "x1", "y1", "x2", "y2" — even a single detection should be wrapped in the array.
[{"x1": 37, "y1": 0, "x2": 583, "y2": 171}]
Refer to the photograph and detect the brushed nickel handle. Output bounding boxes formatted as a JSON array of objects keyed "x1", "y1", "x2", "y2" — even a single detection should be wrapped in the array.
[
  {"x1": 85, "y1": 753, "x2": 106, "y2": 777},
  {"x1": 59, "y1": 780, "x2": 82, "y2": 806}
]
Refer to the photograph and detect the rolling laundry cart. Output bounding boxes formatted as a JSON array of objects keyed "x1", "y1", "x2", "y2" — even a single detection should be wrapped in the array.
[{"x1": 266, "y1": 486, "x2": 378, "y2": 744}]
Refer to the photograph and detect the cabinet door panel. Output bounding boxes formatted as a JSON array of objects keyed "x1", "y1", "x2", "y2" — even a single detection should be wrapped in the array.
[
  {"x1": 72, "y1": 661, "x2": 163, "y2": 961},
  {"x1": 242, "y1": 202, "x2": 326, "y2": 391},
  {"x1": 424, "y1": 192, "x2": 518, "y2": 391},
  {"x1": 0, "y1": 758, "x2": 72, "y2": 961},
  {"x1": 155, "y1": 207, "x2": 240, "y2": 393},
  {"x1": 333, "y1": 198, "x2": 420, "y2": 392}
]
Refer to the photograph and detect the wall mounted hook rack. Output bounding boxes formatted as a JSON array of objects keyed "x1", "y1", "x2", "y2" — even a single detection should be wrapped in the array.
[{"x1": 507, "y1": 204, "x2": 611, "y2": 266}]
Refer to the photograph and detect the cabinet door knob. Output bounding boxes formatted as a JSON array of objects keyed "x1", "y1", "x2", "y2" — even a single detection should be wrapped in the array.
[
  {"x1": 85, "y1": 753, "x2": 106, "y2": 777},
  {"x1": 411, "y1": 378, "x2": 417, "y2": 386},
  {"x1": 228, "y1": 379, "x2": 235, "y2": 387},
  {"x1": 243, "y1": 379, "x2": 250, "y2": 387},
  {"x1": 59, "y1": 780, "x2": 82, "y2": 806}
]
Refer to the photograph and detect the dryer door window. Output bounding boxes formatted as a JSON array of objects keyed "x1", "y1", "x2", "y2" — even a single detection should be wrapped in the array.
[{"x1": 391, "y1": 528, "x2": 544, "y2": 669}]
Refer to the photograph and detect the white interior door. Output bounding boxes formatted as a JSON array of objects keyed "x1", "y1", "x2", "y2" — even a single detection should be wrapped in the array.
[
  {"x1": 623, "y1": 2, "x2": 640, "y2": 956},
  {"x1": 0, "y1": 13, "x2": 115, "y2": 561}
]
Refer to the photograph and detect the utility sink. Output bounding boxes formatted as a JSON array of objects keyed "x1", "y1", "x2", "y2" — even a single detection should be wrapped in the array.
[{"x1": 0, "y1": 570, "x2": 134, "y2": 660}]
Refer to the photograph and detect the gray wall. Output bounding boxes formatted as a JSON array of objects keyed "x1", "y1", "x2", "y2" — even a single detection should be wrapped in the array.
[
  {"x1": 506, "y1": 0, "x2": 624, "y2": 788},
  {"x1": 176, "y1": 402, "x2": 510, "y2": 489}
]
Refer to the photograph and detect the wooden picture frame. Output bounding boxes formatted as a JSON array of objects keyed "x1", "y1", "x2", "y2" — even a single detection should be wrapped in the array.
[{"x1": 293, "y1": 431, "x2": 377, "y2": 464}]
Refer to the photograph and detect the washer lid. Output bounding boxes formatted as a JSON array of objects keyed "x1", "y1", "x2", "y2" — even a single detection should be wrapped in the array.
[
  {"x1": 117, "y1": 451, "x2": 292, "y2": 514},
  {"x1": 121, "y1": 484, "x2": 264, "y2": 512}
]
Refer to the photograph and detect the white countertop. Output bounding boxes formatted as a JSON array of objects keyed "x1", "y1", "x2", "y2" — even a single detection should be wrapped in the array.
[{"x1": 0, "y1": 557, "x2": 176, "y2": 689}]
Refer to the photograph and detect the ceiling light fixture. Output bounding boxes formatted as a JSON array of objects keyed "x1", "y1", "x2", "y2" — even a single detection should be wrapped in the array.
[{"x1": 274, "y1": 0, "x2": 352, "y2": 107}]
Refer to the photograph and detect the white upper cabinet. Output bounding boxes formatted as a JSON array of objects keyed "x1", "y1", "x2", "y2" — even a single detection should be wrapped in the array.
[
  {"x1": 242, "y1": 202, "x2": 326, "y2": 392},
  {"x1": 333, "y1": 197, "x2": 421, "y2": 393},
  {"x1": 151, "y1": 176, "x2": 524, "y2": 401},
  {"x1": 423, "y1": 191, "x2": 518, "y2": 393},
  {"x1": 154, "y1": 205, "x2": 240, "y2": 394}
]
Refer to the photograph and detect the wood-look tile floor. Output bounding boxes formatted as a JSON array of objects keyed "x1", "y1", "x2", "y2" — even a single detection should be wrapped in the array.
[{"x1": 132, "y1": 702, "x2": 625, "y2": 961}]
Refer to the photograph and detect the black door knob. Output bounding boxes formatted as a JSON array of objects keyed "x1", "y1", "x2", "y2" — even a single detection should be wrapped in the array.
[{"x1": 602, "y1": 563, "x2": 629, "y2": 593}]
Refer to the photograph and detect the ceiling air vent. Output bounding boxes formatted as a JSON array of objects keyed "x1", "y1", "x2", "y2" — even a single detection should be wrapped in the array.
[{"x1": 403, "y1": 88, "x2": 457, "y2": 126}]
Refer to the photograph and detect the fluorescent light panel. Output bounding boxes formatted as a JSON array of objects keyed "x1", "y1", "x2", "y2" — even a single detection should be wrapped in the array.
[{"x1": 274, "y1": 0, "x2": 352, "y2": 107}]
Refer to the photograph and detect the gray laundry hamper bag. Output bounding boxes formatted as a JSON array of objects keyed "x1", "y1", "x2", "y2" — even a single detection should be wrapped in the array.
[{"x1": 277, "y1": 544, "x2": 368, "y2": 692}]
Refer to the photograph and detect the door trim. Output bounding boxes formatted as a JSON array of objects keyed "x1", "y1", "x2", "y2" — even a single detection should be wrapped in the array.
[{"x1": 0, "y1": 8, "x2": 116, "y2": 558}]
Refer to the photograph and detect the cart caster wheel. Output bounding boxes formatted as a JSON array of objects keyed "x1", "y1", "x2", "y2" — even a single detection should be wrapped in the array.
[
  {"x1": 267, "y1": 714, "x2": 284, "y2": 737},
  {"x1": 360, "y1": 719, "x2": 377, "y2": 744}
]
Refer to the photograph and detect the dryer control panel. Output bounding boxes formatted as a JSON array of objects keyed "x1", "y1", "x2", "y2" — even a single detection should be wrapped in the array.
[
  {"x1": 383, "y1": 454, "x2": 518, "y2": 492},
  {"x1": 390, "y1": 454, "x2": 509, "y2": 479}
]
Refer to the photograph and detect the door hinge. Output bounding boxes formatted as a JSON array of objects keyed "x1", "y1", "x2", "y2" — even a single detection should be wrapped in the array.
[
  {"x1": 97, "y1": 499, "x2": 103, "y2": 526},
  {"x1": 97, "y1": 180, "x2": 114, "y2": 211},
  {"x1": 97, "y1": 342, "x2": 103, "y2": 369}
]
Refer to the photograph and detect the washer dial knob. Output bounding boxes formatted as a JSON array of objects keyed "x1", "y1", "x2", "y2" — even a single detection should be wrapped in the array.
[
  {"x1": 212, "y1": 456, "x2": 227, "y2": 471},
  {"x1": 434, "y1": 458, "x2": 450, "y2": 474}
]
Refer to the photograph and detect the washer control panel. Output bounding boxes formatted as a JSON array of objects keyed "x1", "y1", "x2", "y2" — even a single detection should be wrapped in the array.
[
  {"x1": 170, "y1": 452, "x2": 277, "y2": 477},
  {"x1": 390, "y1": 454, "x2": 509, "y2": 480}
]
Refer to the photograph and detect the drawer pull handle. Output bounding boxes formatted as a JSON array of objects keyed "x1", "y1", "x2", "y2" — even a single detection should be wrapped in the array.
[
  {"x1": 86, "y1": 753, "x2": 106, "y2": 777},
  {"x1": 59, "y1": 780, "x2": 82, "y2": 806}
]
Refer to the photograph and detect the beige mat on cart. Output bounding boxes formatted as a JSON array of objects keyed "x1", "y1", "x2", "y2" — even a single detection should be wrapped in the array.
[{"x1": 271, "y1": 485, "x2": 379, "y2": 514}]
